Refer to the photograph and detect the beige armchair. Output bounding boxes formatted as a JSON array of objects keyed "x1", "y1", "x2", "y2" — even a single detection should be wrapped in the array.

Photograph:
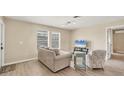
[{"x1": 87, "y1": 50, "x2": 106, "y2": 69}]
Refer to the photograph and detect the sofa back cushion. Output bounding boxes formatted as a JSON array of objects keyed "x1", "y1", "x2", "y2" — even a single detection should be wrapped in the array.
[{"x1": 49, "y1": 49, "x2": 60, "y2": 56}]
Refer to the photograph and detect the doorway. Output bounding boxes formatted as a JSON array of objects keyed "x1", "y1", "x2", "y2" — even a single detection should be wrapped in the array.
[
  {"x1": 113, "y1": 30, "x2": 124, "y2": 54},
  {"x1": 106, "y1": 25, "x2": 124, "y2": 59},
  {"x1": 0, "y1": 22, "x2": 4, "y2": 68},
  {"x1": 0, "y1": 23, "x2": 1, "y2": 68}
]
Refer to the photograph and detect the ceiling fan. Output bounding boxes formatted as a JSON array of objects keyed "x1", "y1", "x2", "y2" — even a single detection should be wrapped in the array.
[
  {"x1": 62, "y1": 16, "x2": 81, "y2": 26},
  {"x1": 73, "y1": 16, "x2": 81, "y2": 18}
]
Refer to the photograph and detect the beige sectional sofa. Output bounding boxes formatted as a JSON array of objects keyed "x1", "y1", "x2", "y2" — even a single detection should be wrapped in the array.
[{"x1": 38, "y1": 48, "x2": 72, "y2": 72}]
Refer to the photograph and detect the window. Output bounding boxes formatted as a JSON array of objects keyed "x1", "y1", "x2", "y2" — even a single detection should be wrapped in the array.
[
  {"x1": 37, "y1": 31, "x2": 49, "y2": 48},
  {"x1": 37, "y1": 31, "x2": 61, "y2": 49},
  {"x1": 51, "y1": 32, "x2": 60, "y2": 49}
]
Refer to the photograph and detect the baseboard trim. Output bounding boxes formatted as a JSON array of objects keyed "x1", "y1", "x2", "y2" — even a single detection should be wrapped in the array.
[{"x1": 3, "y1": 58, "x2": 37, "y2": 66}]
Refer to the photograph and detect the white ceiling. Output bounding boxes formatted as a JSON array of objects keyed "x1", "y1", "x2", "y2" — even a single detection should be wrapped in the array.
[{"x1": 6, "y1": 16, "x2": 124, "y2": 30}]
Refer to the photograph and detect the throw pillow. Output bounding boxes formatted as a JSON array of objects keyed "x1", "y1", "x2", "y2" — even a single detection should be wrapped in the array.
[{"x1": 49, "y1": 49, "x2": 60, "y2": 56}]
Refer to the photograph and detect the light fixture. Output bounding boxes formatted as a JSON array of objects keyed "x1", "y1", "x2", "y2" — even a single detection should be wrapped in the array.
[
  {"x1": 67, "y1": 21, "x2": 71, "y2": 25},
  {"x1": 61, "y1": 16, "x2": 80, "y2": 26},
  {"x1": 72, "y1": 22, "x2": 76, "y2": 24},
  {"x1": 61, "y1": 24, "x2": 65, "y2": 27},
  {"x1": 73, "y1": 16, "x2": 80, "y2": 18}
]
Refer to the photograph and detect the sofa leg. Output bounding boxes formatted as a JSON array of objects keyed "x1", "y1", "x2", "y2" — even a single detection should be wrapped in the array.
[{"x1": 92, "y1": 68, "x2": 104, "y2": 71}]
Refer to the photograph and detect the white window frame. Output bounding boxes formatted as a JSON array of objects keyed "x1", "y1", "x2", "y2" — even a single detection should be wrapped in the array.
[
  {"x1": 106, "y1": 25, "x2": 124, "y2": 59},
  {"x1": 37, "y1": 31, "x2": 49, "y2": 48},
  {"x1": 51, "y1": 32, "x2": 61, "y2": 49}
]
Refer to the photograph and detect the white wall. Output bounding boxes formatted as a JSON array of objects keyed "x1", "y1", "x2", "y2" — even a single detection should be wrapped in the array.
[
  {"x1": 71, "y1": 19, "x2": 124, "y2": 51},
  {"x1": 4, "y1": 18, "x2": 71, "y2": 64},
  {"x1": 72, "y1": 26, "x2": 106, "y2": 50}
]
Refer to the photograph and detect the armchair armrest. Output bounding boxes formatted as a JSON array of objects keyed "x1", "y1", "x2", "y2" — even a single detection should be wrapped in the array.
[
  {"x1": 87, "y1": 54, "x2": 93, "y2": 68},
  {"x1": 88, "y1": 54, "x2": 92, "y2": 61}
]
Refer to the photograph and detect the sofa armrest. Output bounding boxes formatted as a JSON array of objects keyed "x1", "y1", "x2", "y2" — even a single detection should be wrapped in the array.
[
  {"x1": 38, "y1": 48, "x2": 56, "y2": 64},
  {"x1": 55, "y1": 53, "x2": 72, "y2": 61}
]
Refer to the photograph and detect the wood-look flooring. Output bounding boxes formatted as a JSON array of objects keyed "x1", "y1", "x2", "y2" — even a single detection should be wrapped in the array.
[{"x1": 1, "y1": 58, "x2": 124, "y2": 76}]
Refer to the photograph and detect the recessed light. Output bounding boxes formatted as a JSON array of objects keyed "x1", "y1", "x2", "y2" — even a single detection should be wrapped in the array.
[
  {"x1": 72, "y1": 22, "x2": 76, "y2": 24},
  {"x1": 61, "y1": 24, "x2": 65, "y2": 26},
  {"x1": 67, "y1": 21, "x2": 71, "y2": 24}
]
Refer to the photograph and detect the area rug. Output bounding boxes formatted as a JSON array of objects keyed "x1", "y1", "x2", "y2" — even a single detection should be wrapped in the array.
[{"x1": 0, "y1": 64, "x2": 16, "y2": 74}]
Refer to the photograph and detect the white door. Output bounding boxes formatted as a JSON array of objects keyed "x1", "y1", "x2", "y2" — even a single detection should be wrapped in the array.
[
  {"x1": 0, "y1": 24, "x2": 2, "y2": 68},
  {"x1": 0, "y1": 23, "x2": 4, "y2": 68}
]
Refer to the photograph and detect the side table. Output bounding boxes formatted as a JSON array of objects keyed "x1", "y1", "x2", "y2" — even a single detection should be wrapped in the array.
[{"x1": 73, "y1": 51, "x2": 87, "y2": 70}]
